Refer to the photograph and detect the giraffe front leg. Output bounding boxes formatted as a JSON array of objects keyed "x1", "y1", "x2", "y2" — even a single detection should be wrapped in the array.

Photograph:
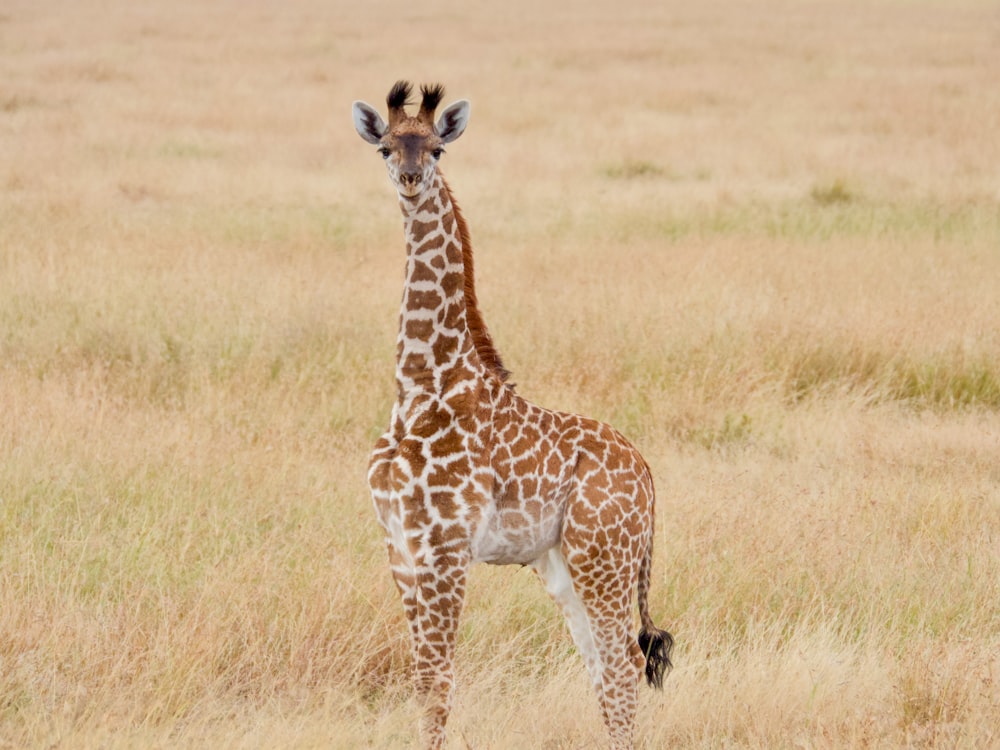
[{"x1": 395, "y1": 543, "x2": 470, "y2": 750}]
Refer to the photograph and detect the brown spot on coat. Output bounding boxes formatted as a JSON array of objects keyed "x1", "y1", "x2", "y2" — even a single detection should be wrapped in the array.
[
  {"x1": 434, "y1": 334, "x2": 459, "y2": 362},
  {"x1": 412, "y1": 403, "x2": 451, "y2": 438},
  {"x1": 410, "y1": 218, "x2": 437, "y2": 241},
  {"x1": 431, "y1": 490, "x2": 461, "y2": 518},
  {"x1": 409, "y1": 289, "x2": 443, "y2": 309},
  {"x1": 430, "y1": 428, "x2": 463, "y2": 457},
  {"x1": 442, "y1": 300, "x2": 464, "y2": 329},
  {"x1": 401, "y1": 352, "x2": 429, "y2": 379},
  {"x1": 405, "y1": 319, "x2": 435, "y2": 340},
  {"x1": 410, "y1": 260, "x2": 437, "y2": 284},
  {"x1": 441, "y1": 271, "x2": 463, "y2": 298},
  {"x1": 415, "y1": 234, "x2": 446, "y2": 255},
  {"x1": 397, "y1": 439, "x2": 427, "y2": 480}
]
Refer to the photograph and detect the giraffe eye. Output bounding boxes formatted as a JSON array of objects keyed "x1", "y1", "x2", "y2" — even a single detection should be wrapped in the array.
[
  {"x1": 378, "y1": 147, "x2": 391, "y2": 159},
  {"x1": 431, "y1": 148, "x2": 444, "y2": 160}
]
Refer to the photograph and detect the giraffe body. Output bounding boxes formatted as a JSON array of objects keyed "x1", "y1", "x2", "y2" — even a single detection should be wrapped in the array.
[{"x1": 355, "y1": 81, "x2": 673, "y2": 750}]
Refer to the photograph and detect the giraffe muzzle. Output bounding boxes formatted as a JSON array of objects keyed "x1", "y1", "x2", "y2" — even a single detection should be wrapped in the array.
[{"x1": 400, "y1": 171, "x2": 423, "y2": 188}]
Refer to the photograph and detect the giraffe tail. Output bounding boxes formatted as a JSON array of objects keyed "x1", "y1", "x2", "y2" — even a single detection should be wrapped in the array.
[{"x1": 637, "y1": 525, "x2": 674, "y2": 690}]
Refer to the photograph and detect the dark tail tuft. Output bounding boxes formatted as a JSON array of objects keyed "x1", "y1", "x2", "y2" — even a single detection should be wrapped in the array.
[{"x1": 638, "y1": 626, "x2": 674, "y2": 690}]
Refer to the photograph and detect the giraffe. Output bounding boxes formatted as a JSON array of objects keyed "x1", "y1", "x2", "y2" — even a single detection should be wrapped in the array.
[{"x1": 353, "y1": 81, "x2": 674, "y2": 750}]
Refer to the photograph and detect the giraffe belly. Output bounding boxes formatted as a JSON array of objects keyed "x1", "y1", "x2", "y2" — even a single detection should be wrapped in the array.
[{"x1": 470, "y1": 500, "x2": 563, "y2": 565}]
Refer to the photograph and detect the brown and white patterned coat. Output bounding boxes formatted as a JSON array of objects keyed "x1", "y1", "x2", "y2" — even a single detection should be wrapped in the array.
[{"x1": 353, "y1": 81, "x2": 673, "y2": 750}]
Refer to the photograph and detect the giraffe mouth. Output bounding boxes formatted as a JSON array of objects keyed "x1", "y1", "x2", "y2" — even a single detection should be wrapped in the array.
[{"x1": 397, "y1": 184, "x2": 428, "y2": 203}]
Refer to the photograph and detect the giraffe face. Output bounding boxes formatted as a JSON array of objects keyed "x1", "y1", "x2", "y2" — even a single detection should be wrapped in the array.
[
  {"x1": 377, "y1": 125, "x2": 446, "y2": 200},
  {"x1": 353, "y1": 83, "x2": 470, "y2": 201}
]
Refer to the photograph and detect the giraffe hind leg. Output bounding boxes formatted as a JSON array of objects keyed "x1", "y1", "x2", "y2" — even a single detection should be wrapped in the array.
[
  {"x1": 571, "y1": 564, "x2": 644, "y2": 749},
  {"x1": 559, "y1": 506, "x2": 648, "y2": 749},
  {"x1": 532, "y1": 548, "x2": 603, "y2": 689},
  {"x1": 533, "y1": 546, "x2": 644, "y2": 750},
  {"x1": 589, "y1": 609, "x2": 643, "y2": 750}
]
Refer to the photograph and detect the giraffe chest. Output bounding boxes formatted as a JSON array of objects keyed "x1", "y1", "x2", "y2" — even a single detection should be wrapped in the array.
[
  {"x1": 369, "y1": 391, "x2": 592, "y2": 567},
  {"x1": 368, "y1": 398, "x2": 490, "y2": 557}
]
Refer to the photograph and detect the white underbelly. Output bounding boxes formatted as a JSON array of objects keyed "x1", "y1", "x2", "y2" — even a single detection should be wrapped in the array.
[{"x1": 470, "y1": 506, "x2": 562, "y2": 565}]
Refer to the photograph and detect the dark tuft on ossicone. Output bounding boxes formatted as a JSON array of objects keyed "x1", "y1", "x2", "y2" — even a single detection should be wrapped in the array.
[
  {"x1": 387, "y1": 80, "x2": 413, "y2": 110},
  {"x1": 420, "y1": 83, "x2": 445, "y2": 114}
]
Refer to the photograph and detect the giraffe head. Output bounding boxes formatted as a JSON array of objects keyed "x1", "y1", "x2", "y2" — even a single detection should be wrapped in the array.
[{"x1": 353, "y1": 80, "x2": 470, "y2": 200}]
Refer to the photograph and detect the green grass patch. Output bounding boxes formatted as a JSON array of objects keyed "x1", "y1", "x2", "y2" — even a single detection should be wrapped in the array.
[
  {"x1": 782, "y1": 344, "x2": 1000, "y2": 410},
  {"x1": 607, "y1": 196, "x2": 1000, "y2": 244},
  {"x1": 600, "y1": 160, "x2": 667, "y2": 179},
  {"x1": 810, "y1": 178, "x2": 857, "y2": 206}
]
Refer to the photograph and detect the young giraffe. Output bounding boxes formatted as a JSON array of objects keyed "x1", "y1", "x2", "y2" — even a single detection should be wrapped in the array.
[{"x1": 353, "y1": 81, "x2": 673, "y2": 750}]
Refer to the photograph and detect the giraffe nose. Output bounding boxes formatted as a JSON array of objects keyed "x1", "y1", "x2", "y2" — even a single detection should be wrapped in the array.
[{"x1": 400, "y1": 170, "x2": 422, "y2": 188}]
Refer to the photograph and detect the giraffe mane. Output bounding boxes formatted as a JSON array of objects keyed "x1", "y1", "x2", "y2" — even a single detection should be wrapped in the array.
[{"x1": 439, "y1": 175, "x2": 513, "y2": 385}]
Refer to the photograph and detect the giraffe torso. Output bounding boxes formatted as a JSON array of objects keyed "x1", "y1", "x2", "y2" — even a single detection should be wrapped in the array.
[{"x1": 370, "y1": 365, "x2": 654, "y2": 571}]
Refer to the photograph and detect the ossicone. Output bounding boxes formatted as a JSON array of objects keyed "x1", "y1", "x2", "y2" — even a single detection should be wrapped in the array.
[
  {"x1": 386, "y1": 80, "x2": 414, "y2": 128},
  {"x1": 418, "y1": 83, "x2": 445, "y2": 125}
]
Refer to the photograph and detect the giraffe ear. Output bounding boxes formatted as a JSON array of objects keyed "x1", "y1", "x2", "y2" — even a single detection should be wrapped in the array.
[
  {"x1": 435, "y1": 100, "x2": 470, "y2": 144},
  {"x1": 353, "y1": 100, "x2": 388, "y2": 144}
]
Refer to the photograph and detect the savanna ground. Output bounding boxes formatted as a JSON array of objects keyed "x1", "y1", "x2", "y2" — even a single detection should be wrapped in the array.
[{"x1": 2, "y1": 1, "x2": 999, "y2": 747}]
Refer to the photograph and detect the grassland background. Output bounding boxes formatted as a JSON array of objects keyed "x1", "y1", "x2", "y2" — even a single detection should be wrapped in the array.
[{"x1": 2, "y1": 0, "x2": 999, "y2": 747}]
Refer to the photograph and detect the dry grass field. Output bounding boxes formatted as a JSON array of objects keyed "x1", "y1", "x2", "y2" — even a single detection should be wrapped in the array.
[{"x1": 2, "y1": 0, "x2": 999, "y2": 747}]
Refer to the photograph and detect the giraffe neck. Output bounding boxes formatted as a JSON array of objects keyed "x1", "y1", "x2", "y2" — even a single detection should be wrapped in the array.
[{"x1": 395, "y1": 171, "x2": 485, "y2": 401}]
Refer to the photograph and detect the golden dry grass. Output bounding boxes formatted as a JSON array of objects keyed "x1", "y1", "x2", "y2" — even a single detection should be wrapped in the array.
[{"x1": 2, "y1": 0, "x2": 999, "y2": 747}]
